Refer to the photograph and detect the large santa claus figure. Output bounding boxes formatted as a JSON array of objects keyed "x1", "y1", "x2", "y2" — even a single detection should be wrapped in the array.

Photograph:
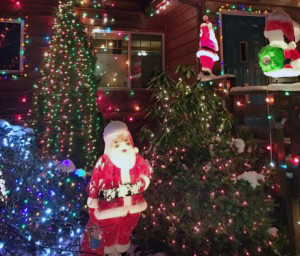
[{"x1": 81, "y1": 121, "x2": 151, "y2": 256}]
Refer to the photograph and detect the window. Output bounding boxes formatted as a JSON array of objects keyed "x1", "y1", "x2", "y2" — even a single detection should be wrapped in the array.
[
  {"x1": 91, "y1": 28, "x2": 163, "y2": 88},
  {"x1": 93, "y1": 31, "x2": 129, "y2": 88},
  {"x1": 0, "y1": 19, "x2": 24, "y2": 73},
  {"x1": 131, "y1": 34, "x2": 162, "y2": 88}
]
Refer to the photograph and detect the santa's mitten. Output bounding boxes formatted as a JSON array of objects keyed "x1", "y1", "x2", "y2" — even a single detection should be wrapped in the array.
[
  {"x1": 90, "y1": 237, "x2": 101, "y2": 250},
  {"x1": 137, "y1": 176, "x2": 150, "y2": 193},
  {"x1": 88, "y1": 224, "x2": 102, "y2": 249},
  {"x1": 288, "y1": 41, "x2": 297, "y2": 50}
]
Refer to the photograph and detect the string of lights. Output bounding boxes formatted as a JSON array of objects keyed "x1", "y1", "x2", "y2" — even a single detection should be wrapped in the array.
[
  {"x1": 28, "y1": 0, "x2": 101, "y2": 170},
  {"x1": 133, "y1": 66, "x2": 286, "y2": 255},
  {"x1": 0, "y1": 16, "x2": 29, "y2": 80},
  {"x1": 0, "y1": 122, "x2": 89, "y2": 255}
]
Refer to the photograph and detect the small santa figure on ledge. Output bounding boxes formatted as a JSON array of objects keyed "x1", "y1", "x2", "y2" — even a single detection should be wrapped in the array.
[
  {"x1": 81, "y1": 121, "x2": 151, "y2": 256},
  {"x1": 197, "y1": 15, "x2": 219, "y2": 81}
]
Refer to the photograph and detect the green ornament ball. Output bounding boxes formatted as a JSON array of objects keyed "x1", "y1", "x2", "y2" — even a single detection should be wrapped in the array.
[{"x1": 258, "y1": 45, "x2": 284, "y2": 73}]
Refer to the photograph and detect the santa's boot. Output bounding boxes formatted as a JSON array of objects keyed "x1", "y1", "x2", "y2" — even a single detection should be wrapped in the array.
[{"x1": 88, "y1": 224, "x2": 102, "y2": 250}]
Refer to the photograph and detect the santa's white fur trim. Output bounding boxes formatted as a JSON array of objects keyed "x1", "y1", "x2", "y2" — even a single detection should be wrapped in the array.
[
  {"x1": 264, "y1": 30, "x2": 289, "y2": 49},
  {"x1": 291, "y1": 58, "x2": 300, "y2": 68},
  {"x1": 197, "y1": 50, "x2": 219, "y2": 61},
  {"x1": 140, "y1": 175, "x2": 150, "y2": 191},
  {"x1": 293, "y1": 21, "x2": 300, "y2": 42},
  {"x1": 94, "y1": 201, "x2": 147, "y2": 220},
  {"x1": 104, "y1": 130, "x2": 130, "y2": 144},
  {"x1": 123, "y1": 196, "x2": 131, "y2": 207},
  {"x1": 121, "y1": 167, "x2": 131, "y2": 185},
  {"x1": 87, "y1": 197, "x2": 98, "y2": 209},
  {"x1": 116, "y1": 242, "x2": 130, "y2": 253},
  {"x1": 288, "y1": 41, "x2": 297, "y2": 50},
  {"x1": 202, "y1": 67, "x2": 212, "y2": 72},
  {"x1": 104, "y1": 245, "x2": 116, "y2": 254},
  {"x1": 95, "y1": 157, "x2": 102, "y2": 168},
  {"x1": 264, "y1": 68, "x2": 300, "y2": 77},
  {"x1": 264, "y1": 29, "x2": 283, "y2": 39}
]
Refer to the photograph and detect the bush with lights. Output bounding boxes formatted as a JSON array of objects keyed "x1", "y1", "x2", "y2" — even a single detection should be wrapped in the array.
[
  {"x1": 134, "y1": 66, "x2": 290, "y2": 255},
  {"x1": 0, "y1": 120, "x2": 88, "y2": 255},
  {"x1": 29, "y1": 0, "x2": 101, "y2": 169}
]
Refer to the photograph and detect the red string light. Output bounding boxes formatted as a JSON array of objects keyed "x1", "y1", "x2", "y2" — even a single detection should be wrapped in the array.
[{"x1": 290, "y1": 156, "x2": 299, "y2": 165}]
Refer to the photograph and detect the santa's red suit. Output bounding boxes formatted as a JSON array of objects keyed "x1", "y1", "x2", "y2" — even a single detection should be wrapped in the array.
[
  {"x1": 81, "y1": 122, "x2": 150, "y2": 256},
  {"x1": 197, "y1": 15, "x2": 219, "y2": 72}
]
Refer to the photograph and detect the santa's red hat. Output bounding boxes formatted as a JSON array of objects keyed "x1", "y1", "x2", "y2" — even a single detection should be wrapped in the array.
[
  {"x1": 103, "y1": 121, "x2": 134, "y2": 154},
  {"x1": 264, "y1": 11, "x2": 296, "y2": 43}
]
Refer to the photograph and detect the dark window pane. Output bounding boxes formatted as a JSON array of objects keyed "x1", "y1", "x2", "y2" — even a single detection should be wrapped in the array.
[
  {"x1": 131, "y1": 40, "x2": 140, "y2": 50},
  {"x1": 151, "y1": 41, "x2": 161, "y2": 51},
  {"x1": 131, "y1": 34, "x2": 163, "y2": 88},
  {"x1": 240, "y1": 41, "x2": 248, "y2": 62},
  {"x1": 0, "y1": 21, "x2": 23, "y2": 72},
  {"x1": 141, "y1": 40, "x2": 151, "y2": 51},
  {"x1": 92, "y1": 31, "x2": 129, "y2": 88}
]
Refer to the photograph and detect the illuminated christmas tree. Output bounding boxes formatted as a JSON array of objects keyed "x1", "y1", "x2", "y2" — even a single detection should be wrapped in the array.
[
  {"x1": 135, "y1": 66, "x2": 290, "y2": 255},
  {"x1": 30, "y1": 0, "x2": 101, "y2": 169}
]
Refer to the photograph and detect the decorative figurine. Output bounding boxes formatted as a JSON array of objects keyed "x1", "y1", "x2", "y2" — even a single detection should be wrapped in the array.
[
  {"x1": 259, "y1": 11, "x2": 300, "y2": 77},
  {"x1": 81, "y1": 121, "x2": 151, "y2": 256},
  {"x1": 197, "y1": 15, "x2": 219, "y2": 81}
]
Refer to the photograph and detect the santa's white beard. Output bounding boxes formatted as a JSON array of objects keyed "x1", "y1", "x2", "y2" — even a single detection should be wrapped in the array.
[{"x1": 108, "y1": 146, "x2": 136, "y2": 170}]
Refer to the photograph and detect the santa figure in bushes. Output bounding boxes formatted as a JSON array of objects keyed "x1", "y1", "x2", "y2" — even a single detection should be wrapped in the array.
[
  {"x1": 81, "y1": 121, "x2": 151, "y2": 256},
  {"x1": 197, "y1": 15, "x2": 219, "y2": 80}
]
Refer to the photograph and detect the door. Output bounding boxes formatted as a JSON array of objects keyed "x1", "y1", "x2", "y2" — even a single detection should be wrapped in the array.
[
  {"x1": 222, "y1": 14, "x2": 268, "y2": 131},
  {"x1": 222, "y1": 14, "x2": 267, "y2": 87}
]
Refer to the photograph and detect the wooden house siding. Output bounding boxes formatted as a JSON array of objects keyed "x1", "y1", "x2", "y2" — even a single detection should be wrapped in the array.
[
  {"x1": 1, "y1": 0, "x2": 300, "y2": 134},
  {"x1": 0, "y1": 0, "x2": 164, "y2": 132},
  {"x1": 165, "y1": 3, "x2": 199, "y2": 73},
  {"x1": 0, "y1": 0, "x2": 58, "y2": 122}
]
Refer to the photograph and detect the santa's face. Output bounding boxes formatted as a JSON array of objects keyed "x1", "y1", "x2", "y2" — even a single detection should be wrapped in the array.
[
  {"x1": 108, "y1": 133, "x2": 136, "y2": 170},
  {"x1": 112, "y1": 134, "x2": 131, "y2": 151}
]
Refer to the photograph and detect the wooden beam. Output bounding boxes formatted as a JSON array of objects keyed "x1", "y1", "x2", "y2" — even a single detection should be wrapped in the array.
[
  {"x1": 144, "y1": 0, "x2": 164, "y2": 14},
  {"x1": 206, "y1": 0, "x2": 300, "y2": 9},
  {"x1": 179, "y1": 0, "x2": 201, "y2": 8}
]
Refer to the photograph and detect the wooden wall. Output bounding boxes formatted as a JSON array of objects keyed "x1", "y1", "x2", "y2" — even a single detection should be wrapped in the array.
[
  {"x1": 165, "y1": 2, "x2": 199, "y2": 74},
  {"x1": 0, "y1": 0, "x2": 165, "y2": 137},
  {"x1": 205, "y1": 0, "x2": 300, "y2": 25},
  {"x1": 0, "y1": 0, "x2": 58, "y2": 124}
]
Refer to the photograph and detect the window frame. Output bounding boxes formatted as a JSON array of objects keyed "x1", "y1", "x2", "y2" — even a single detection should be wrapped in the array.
[
  {"x1": 89, "y1": 27, "x2": 165, "y2": 90},
  {"x1": 0, "y1": 18, "x2": 25, "y2": 74}
]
